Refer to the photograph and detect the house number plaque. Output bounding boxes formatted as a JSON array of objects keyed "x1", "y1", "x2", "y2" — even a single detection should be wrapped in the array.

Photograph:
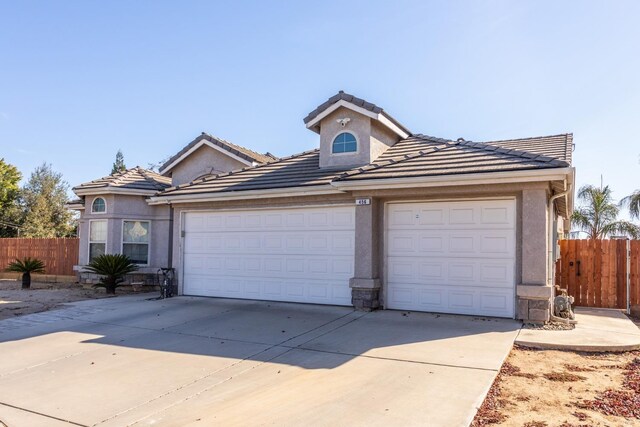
[{"x1": 355, "y1": 198, "x2": 371, "y2": 205}]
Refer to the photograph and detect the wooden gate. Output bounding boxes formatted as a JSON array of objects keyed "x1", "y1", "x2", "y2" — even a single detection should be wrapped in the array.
[{"x1": 556, "y1": 239, "x2": 640, "y2": 310}]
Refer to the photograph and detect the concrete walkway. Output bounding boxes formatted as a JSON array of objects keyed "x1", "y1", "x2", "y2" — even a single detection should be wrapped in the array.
[
  {"x1": 0, "y1": 295, "x2": 520, "y2": 427},
  {"x1": 516, "y1": 307, "x2": 640, "y2": 352}
]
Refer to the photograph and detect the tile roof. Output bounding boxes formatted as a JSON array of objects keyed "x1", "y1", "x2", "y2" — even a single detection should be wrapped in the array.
[
  {"x1": 159, "y1": 150, "x2": 350, "y2": 196},
  {"x1": 335, "y1": 134, "x2": 571, "y2": 181},
  {"x1": 303, "y1": 91, "x2": 411, "y2": 135},
  {"x1": 73, "y1": 167, "x2": 172, "y2": 192},
  {"x1": 157, "y1": 133, "x2": 572, "y2": 198},
  {"x1": 482, "y1": 133, "x2": 573, "y2": 164},
  {"x1": 159, "y1": 133, "x2": 277, "y2": 174}
]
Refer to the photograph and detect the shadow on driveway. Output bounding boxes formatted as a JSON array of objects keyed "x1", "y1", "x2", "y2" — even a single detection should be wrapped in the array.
[{"x1": 0, "y1": 295, "x2": 521, "y2": 427}]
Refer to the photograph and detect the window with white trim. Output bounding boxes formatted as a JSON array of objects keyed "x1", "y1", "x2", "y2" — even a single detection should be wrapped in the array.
[
  {"x1": 332, "y1": 132, "x2": 357, "y2": 153},
  {"x1": 91, "y1": 197, "x2": 106, "y2": 213},
  {"x1": 89, "y1": 220, "x2": 107, "y2": 262},
  {"x1": 122, "y1": 220, "x2": 150, "y2": 265}
]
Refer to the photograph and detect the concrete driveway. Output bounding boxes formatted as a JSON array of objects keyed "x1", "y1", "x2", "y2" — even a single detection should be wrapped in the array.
[{"x1": 0, "y1": 295, "x2": 520, "y2": 427}]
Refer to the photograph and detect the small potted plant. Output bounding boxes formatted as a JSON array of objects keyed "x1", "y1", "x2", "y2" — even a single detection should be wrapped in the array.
[
  {"x1": 6, "y1": 257, "x2": 45, "y2": 289},
  {"x1": 84, "y1": 254, "x2": 138, "y2": 295}
]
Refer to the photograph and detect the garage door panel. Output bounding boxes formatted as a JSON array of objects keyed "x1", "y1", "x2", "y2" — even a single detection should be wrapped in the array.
[
  {"x1": 481, "y1": 293, "x2": 511, "y2": 312},
  {"x1": 449, "y1": 290, "x2": 475, "y2": 310},
  {"x1": 387, "y1": 200, "x2": 515, "y2": 230},
  {"x1": 183, "y1": 207, "x2": 354, "y2": 306},
  {"x1": 185, "y1": 209, "x2": 354, "y2": 233},
  {"x1": 389, "y1": 230, "x2": 514, "y2": 257},
  {"x1": 186, "y1": 255, "x2": 353, "y2": 281},
  {"x1": 388, "y1": 284, "x2": 514, "y2": 316},
  {"x1": 184, "y1": 231, "x2": 354, "y2": 256},
  {"x1": 183, "y1": 274, "x2": 352, "y2": 305},
  {"x1": 481, "y1": 206, "x2": 512, "y2": 224},
  {"x1": 387, "y1": 200, "x2": 516, "y2": 318},
  {"x1": 389, "y1": 258, "x2": 514, "y2": 288}
]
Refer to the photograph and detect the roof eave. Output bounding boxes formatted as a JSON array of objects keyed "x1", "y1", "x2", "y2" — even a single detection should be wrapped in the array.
[
  {"x1": 65, "y1": 203, "x2": 85, "y2": 210},
  {"x1": 148, "y1": 184, "x2": 346, "y2": 205},
  {"x1": 74, "y1": 187, "x2": 162, "y2": 197},
  {"x1": 331, "y1": 167, "x2": 575, "y2": 191},
  {"x1": 304, "y1": 99, "x2": 410, "y2": 139}
]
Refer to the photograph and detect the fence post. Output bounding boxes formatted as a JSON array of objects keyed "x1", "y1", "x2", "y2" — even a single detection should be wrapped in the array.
[{"x1": 628, "y1": 239, "x2": 632, "y2": 315}]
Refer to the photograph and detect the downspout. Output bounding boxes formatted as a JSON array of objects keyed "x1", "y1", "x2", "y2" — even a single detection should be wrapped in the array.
[{"x1": 547, "y1": 187, "x2": 570, "y2": 324}]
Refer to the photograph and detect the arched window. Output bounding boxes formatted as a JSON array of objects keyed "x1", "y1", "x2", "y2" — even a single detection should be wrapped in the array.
[
  {"x1": 332, "y1": 132, "x2": 357, "y2": 153},
  {"x1": 91, "y1": 197, "x2": 106, "y2": 213}
]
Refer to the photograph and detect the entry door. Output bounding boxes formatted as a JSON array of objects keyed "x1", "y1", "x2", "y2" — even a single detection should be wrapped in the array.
[
  {"x1": 386, "y1": 199, "x2": 516, "y2": 318},
  {"x1": 182, "y1": 206, "x2": 355, "y2": 306}
]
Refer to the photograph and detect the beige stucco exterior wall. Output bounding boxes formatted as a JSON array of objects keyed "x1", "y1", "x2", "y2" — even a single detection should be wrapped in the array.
[
  {"x1": 370, "y1": 121, "x2": 399, "y2": 160},
  {"x1": 169, "y1": 145, "x2": 248, "y2": 186},
  {"x1": 319, "y1": 108, "x2": 372, "y2": 168},
  {"x1": 318, "y1": 108, "x2": 401, "y2": 169},
  {"x1": 77, "y1": 194, "x2": 171, "y2": 273},
  {"x1": 521, "y1": 189, "x2": 548, "y2": 285}
]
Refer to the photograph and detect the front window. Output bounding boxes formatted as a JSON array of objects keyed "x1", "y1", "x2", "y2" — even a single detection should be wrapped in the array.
[
  {"x1": 89, "y1": 220, "x2": 107, "y2": 262},
  {"x1": 122, "y1": 221, "x2": 150, "y2": 265},
  {"x1": 92, "y1": 197, "x2": 106, "y2": 213},
  {"x1": 332, "y1": 132, "x2": 357, "y2": 153}
]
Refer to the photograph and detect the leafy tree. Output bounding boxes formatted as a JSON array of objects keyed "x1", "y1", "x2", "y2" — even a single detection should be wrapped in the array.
[
  {"x1": 20, "y1": 163, "x2": 74, "y2": 237},
  {"x1": 571, "y1": 185, "x2": 640, "y2": 239},
  {"x1": 6, "y1": 257, "x2": 45, "y2": 289},
  {"x1": 621, "y1": 190, "x2": 640, "y2": 221},
  {"x1": 111, "y1": 149, "x2": 126, "y2": 175},
  {"x1": 85, "y1": 254, "x2": 138, "y2": 295},
  {"x1": 0, "y1": 158, "x2": 22, "y2": 237}
]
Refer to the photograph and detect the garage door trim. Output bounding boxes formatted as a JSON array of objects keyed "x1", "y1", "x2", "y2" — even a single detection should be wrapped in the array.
[{"x1": 178, "y1": 202, "x2": 355, "y2": 305}]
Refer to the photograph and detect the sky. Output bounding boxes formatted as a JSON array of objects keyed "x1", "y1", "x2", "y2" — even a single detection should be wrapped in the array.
[{"x1": 1, "y1": 1, "x2": 639, "y2": 216}]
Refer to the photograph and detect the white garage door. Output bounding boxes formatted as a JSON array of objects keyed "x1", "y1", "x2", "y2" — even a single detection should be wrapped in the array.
[
  {"x1": 386, "y1": 199, "x2": 516, "y2": 318},
  {"x1": 182, "y1": 206, "x2": 355, "y2": 306}
]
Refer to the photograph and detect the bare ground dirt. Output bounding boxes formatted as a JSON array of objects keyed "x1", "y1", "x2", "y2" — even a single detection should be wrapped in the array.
[
  {"x1": 473, "y1": 344, "x2": 640, "y2": 427},
  {"x1": 0, "y1": 280, "x2": 147, "y2": 320}
]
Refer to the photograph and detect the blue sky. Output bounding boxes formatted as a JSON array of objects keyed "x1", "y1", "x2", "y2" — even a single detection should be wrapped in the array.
[{"x1": 1, "y1": 1, "x2": 639, "y2": 214}]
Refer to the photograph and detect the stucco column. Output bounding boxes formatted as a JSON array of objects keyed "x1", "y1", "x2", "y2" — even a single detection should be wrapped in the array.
[
  {"x1": 349, "y1": 197, "x2": 381, "y2": 310},
  {"x1": 521, "y1": 189, "x2": 548, "y2": 285},
  {"x1": 518, "y1": 188, "x2": 551, "y2": 322}
]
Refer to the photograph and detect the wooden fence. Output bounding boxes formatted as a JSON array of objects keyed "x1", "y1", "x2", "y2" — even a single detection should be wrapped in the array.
[
  {"x1": 556, "y1": 239, "x2": 640, "y2": 310},
  {"x1": 0, "y1": 238, "x2": 79, "y2": 276}
]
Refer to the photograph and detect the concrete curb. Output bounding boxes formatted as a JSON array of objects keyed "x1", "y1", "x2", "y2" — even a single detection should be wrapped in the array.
[
  {"x1": 514, "y1": 337, "x2": 640, "y2": 353},
  {"x1": 514, "y1": 307, "x2": 640, "y2": 353}
]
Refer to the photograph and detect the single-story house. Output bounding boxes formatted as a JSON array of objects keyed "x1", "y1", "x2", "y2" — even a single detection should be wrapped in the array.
[{"x1": 69, "y1": 91, "x2": 575, "y2": 323}]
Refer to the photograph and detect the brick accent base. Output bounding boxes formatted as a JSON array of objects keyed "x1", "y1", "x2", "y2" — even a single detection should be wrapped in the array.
[
  {"x1": 351, "y1": 288, "x2": 380, "y2": 311},
  {"x1": 78, "y1": 272, "x2": 158, "y2": 286},
  {"x1": 517, "y1": 298, "x2": 550, "y2": 323}
]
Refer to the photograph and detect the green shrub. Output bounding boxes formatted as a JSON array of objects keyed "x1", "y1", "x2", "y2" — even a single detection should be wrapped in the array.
[
  {"x1": 85, "y1": 254, "x2": 138, "y2": 295},
  {"x1": 6, "y1": 257, "x2": 45, "y2": 289}
]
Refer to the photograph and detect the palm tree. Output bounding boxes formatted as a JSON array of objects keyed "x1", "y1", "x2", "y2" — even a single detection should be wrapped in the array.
[
  {"x1": 571, "y1": 185, "x2": 640, "y2": 239},
  {"x1": 621, "y1": 190, "x2": 640, "y2": 220},
  {"x1": 84, "y1": 254, "x2": 138, "y2": 295},
  {"x1": 6, "y1": 258, "x2": 45, "y2": 289}
]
